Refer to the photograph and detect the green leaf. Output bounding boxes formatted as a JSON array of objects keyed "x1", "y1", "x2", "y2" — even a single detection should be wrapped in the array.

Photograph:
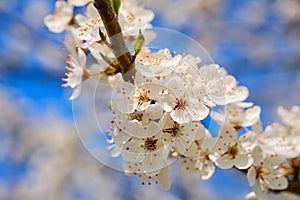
[
  {"x1": 100, "y1": 53, "x2": 112, "y2": 65},
  {"x1": 110, "y1": 0, "x2": 121, "y2": 15},
  {"x1": 133, "y1": 30, "x2": 145, "y2": 55},
  {"x1": 99, "y1": 28, "x2": 106, "y2": 42}
]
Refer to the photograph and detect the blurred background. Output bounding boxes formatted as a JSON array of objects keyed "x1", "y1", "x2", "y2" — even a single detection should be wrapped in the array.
[{"x1": 0, "y1": 0, "x2": 300, "y2": 199}]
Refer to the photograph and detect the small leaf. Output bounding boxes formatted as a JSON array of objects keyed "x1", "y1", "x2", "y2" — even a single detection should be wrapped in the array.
[
  {"x1": 110, "y1": 0, "x2": 121, "y2": 15},
  {"x1": 99, "y1": 28, "x2": 107, "y2": 42},
  {"x1": 100, "y1": 53, "x2": 112, "y2": 65},
  {"x1": 133, "y1": 30, "x2": 145, "y2": 55}
]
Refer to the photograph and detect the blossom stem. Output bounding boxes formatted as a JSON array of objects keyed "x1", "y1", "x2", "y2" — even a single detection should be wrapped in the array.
[
  {"x1": 93, "y1": 0, "x2": 135, "y2": 81},
  {"x1": 90, "y1": 71, "x2": 103, "y2": 77}
]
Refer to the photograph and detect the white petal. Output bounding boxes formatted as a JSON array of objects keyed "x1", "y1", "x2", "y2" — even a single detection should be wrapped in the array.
[
  {"x1": 171, "y1": 109, "x2": 191, "y2": 124},
  {"x1": 74, "y1": 14, "x2": 88, "y2": 27},
  {"x1": 121, "y1": 140, "x2": 143, "y2": 162},
  {"x1": 253, "y1": 180, "x2": 268, "y2": 200},
  {"x1": 263, "y1": 154, "x2": 285, "y2": 169},
  {"x1": 267, "y1": 176, "x2": 288, "y2": 190},
  {"x1": 182, "y1": 142, "x2": 198, "y2": 157},
  {"x1": 77, "y1": 48, "x2": 87, "y2": 67},
  {"x1": 158, "y1": 93, "x2": 174, "y2": 112},
  {"x1": 69, "y1": 84, "x2": 82, "y2": 100},
  {"x1": 187, "y1": 100, "x2": 209, "y2": 121},
  {"x1": 199, "y1": 160, "x2": 215, "y2": 180},
  {"x1": 68, "y1": 0, "x2": 89, "y2": 6},
  {"x1": 245, "y1": 192, "x2": 258, "y2": 200},
  {"x1": 112, "y1": 82, "x2": 135, "y2": 114},
  {"x1": 195, "y1": 123, "x2": 206, "y2": 140},
  {"x1": 235, "y1": 154, "x2": 253, "y2": 169},
  {"x1": 236, "y1": 102, "x2": 254, "y2": 108},
  {"x1": 108, "y1": 73, "x2": 124, "y2": 88},
  {"x1": 251, "y1": 146, "x2": 264, "y2": 166},
  {"x1": 123, "y1": 121, "x2": 161, "y2": 138},
  {"x1": 167, "y1": 76, "x2": 188, "y2": 97},
  {"x1": 216, "y1": 155, "x2": 234, "y2": 169},
  {"x1": 158, "y1": 166, "x2": 171, "y2": 190},
  {"x1": 148, "y1": 103, "x2": 163, "y2": 120},
  {"x1": 210, "y1": 110, "x2": 226, "y2": 125},
  {"x1": 64, "y1": 28, "x2": 81, "y2": 57},
  {"x1": 252, "y1": 120, "x2": 263, "y2": 135},
  {"x1": 111, "y1": 146, "x2": 122, "y2": 157},
  {"x1": 212, "y1": 124, "x2": 237, "y2": 153},
  {"x1": 247, "y1": 166, "x2": 257, "y2": 186},
  {"x1": 242, "y1": 106, "x2": 261, "y2": 127},
  {"x1": 238, "y1": 131, "x2": 258, "y2": 153}
]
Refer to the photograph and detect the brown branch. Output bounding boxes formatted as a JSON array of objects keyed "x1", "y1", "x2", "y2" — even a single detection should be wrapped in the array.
[
  {"x1": 286, "y1": 180, "x2": 300, "y2": 196},
  {"x1": 93, "y1": 0, "x2": 135, "y2": 80}
]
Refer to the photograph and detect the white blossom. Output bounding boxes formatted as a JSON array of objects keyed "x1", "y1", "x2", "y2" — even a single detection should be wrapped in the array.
[
  {"x1": 136, "y1": 49, "x2": 181, "y2": 78},
  {"x1": 247, "y1": 146, "x2": 288, "y2": 200},
  {"x1": 62, "y1": 48, "x2": 89, "y2": 100},
  {"x1": 44, "y1": 0, "x2": 73, "y2": 33},
  {"x1": 159, "y1": 76, "x2": 209, "y2": 123},
  {"x1": 218, "y1": 67, "x2": 249, "y2": 104},
  {"x1": 195, "y1": 64, "x2": 226, "y2": 106},
  {"x1": 213, "y1": 124, "x2": 253, "y2": 170},
  {"x1": 113, "y1": 108, "x2": 164, "y2": 138},
  {"x1": 277, "y1": 106, "x2": 300, "y2": 131},
  {"x1": 257, "y1": 123, "x2": 300, "y2": 158},
  {"x1": 64, "y1": 28, "x2": 82, "y2": 59},
  {"x1": 119, "y1": 0, "x2": 154, "y2": 36},
  {"x1": 162, "y1": 113, "x2": 204, "y2": 156},
  {"x1": 75, "y1": 3, "x2": 102, "y2": 42},
  {"x1": 174, "y1": 54, "x2": 201, "y2": 84},
  {"x1": 123, "y1": 162, "x2": 171, "y2": 189},
  {"x1": 211, "y1": 102, "x2": 261, "y2": 128},
  {"x1": 181, "y1": 128, "x2": 217, "y2": 180},
  {"x1": 120, "y1": 134, "x2": 169, "y2": 173},
  {"x1": 112, "y1": 81, "x2": 164, "y2": 114}
]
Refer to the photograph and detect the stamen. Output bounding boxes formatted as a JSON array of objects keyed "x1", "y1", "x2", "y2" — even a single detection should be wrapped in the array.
[
  {"x1": 174, "y1": 98, "x2": 187, "y2": 110},
  {"x1": 142, "y1": 138, "x2": 158, "y2": 152}
]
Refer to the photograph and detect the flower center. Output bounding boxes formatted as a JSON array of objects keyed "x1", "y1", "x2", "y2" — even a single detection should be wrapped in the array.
[
  {"x1": 142, "y1": 137, "x2": 158, "y2": 152},
  {"x1": 175, "y1": 98, "x2": 187, "y2": 110},
  {"x1": 255, "y1": 166, "x2": 270, "y2": 179},
  {"x1": 135, "y1": 91, "x2": 150, "y2": 106},
  {"x1": 128, "y1": 112, "x2": 143, "y2": 121},
  {"x1": 225, "y1": 144, "x2": 239, "y2": 159},
  {"x1": 163, "y1": 122, "x2": 181, "y2": 137}
]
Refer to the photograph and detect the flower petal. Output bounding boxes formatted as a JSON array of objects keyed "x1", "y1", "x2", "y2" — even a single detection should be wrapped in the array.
[
  {"x1": 235, "y1": 154, "x2": 253, "y2": 169},
  {"x1": 247, "y1": 166, "x2": 257, "y2": 186}
]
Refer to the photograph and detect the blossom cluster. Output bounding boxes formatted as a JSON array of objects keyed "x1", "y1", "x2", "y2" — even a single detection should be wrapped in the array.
[
  {"x1": 45, "y1": 0, "x2": 154, "y2": 99},
  {"x1": 44, "y1": 1, "x2": 300, "y2": 199},
  {"x1": 106, "y1": 48, "x2": 299, "y2": 200}
]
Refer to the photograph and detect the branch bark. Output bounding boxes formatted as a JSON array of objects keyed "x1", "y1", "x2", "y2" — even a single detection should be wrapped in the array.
[
  {"x1": 93, "y1": 0, "x2": 135, "y2": 79},
  {"x1": 286, "y1": 180, "x2": 300, "y2": 196}
]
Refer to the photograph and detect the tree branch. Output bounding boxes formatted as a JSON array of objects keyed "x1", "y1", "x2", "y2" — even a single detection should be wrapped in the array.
[
  {"x1": 286, "y1": 180, "x2": 300, "y2": 196},
  {"x1": 94, "y1": 0, "x2": 135, "y2": 79}
]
